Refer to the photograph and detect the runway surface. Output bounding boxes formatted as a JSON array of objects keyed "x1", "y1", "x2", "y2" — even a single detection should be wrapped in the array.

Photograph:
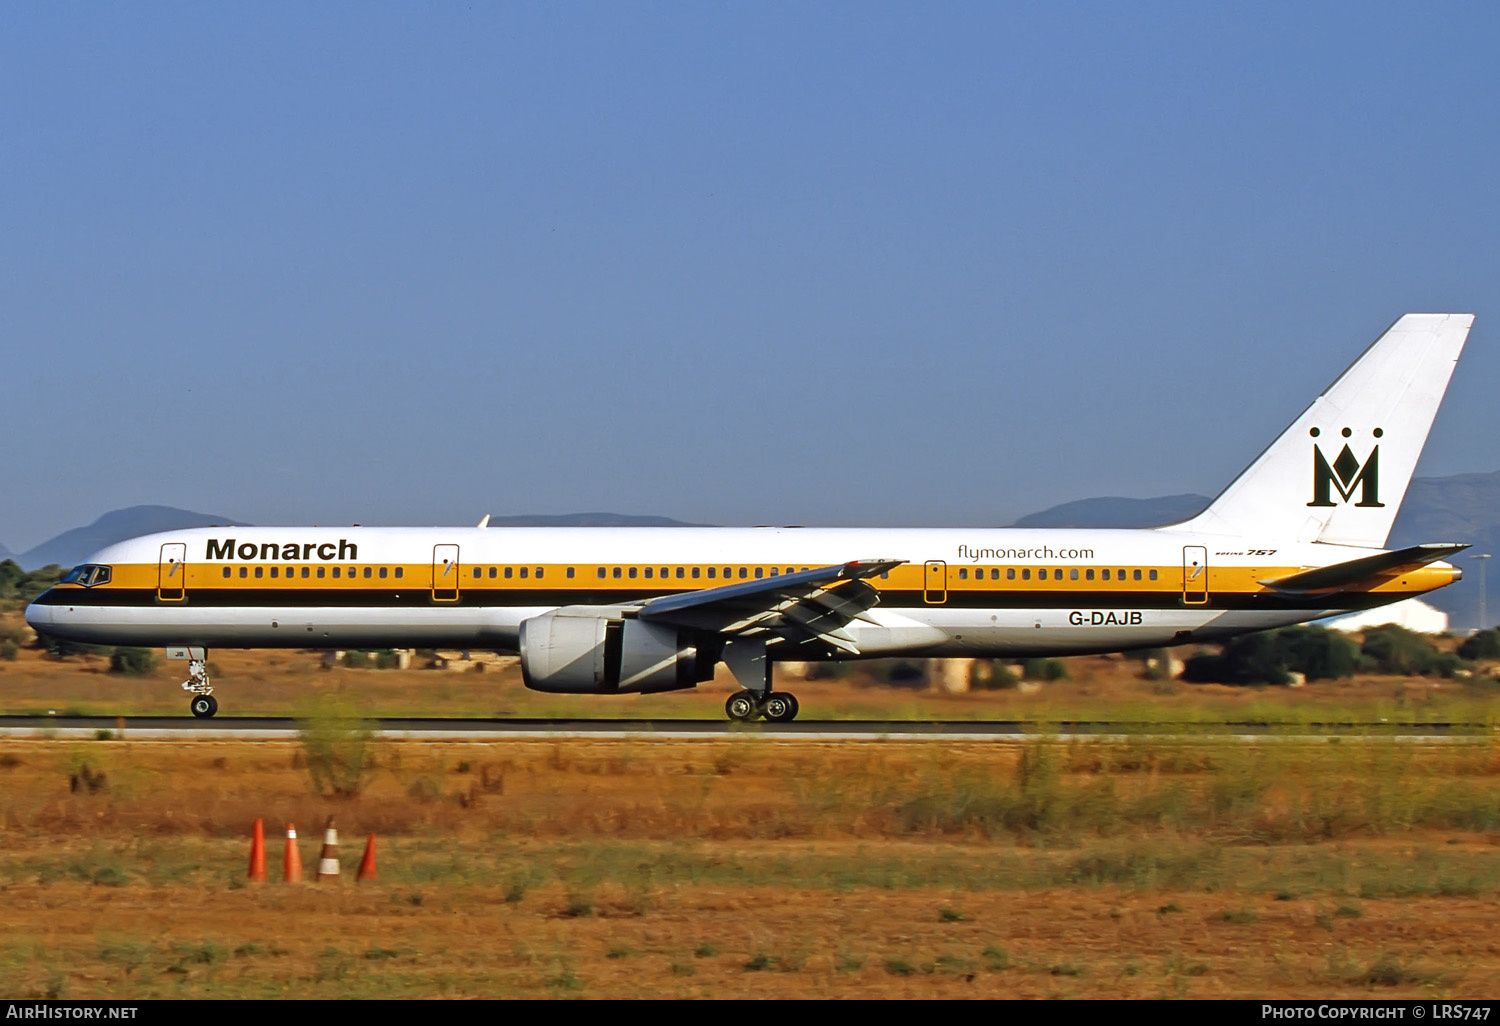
[{"x1": 0, "y1": 715, "x2": 1493, "y2": 742}]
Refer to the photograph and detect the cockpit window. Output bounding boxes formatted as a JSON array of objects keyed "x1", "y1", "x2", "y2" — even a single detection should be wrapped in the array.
[{"x1": 62, "y1": 564, "x2": 111, "y2": 587}]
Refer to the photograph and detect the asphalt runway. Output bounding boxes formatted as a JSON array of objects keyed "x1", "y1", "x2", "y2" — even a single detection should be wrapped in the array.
[{"x1": 0, "y1": 715, "x2": 1492, "y2": 742}]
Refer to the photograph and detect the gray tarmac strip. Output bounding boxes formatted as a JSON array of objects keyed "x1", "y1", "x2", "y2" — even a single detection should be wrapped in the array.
[{"x1": 0, "y1": 716, "x2": 1493, "y2": 743}]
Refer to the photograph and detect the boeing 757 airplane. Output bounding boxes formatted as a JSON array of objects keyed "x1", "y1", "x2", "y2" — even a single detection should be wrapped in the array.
[{"x1": 26, "y1": 314, "x2": 1474, "y2": 720}]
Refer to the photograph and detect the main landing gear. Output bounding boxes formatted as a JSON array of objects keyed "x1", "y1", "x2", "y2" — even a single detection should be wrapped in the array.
[
  {"x1": 182, "y1": 657, "x2": 217, "y2": 718},
  {"x1": 720, "y1": 638, "x2": 800, "y2": 722},
  {"x1": 725, "y1": 691, "x2": 800, "y2": 723}
]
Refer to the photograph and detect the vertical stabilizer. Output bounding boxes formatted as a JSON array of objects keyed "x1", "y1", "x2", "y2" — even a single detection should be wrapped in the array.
[{"x1": 1168, "y1": 313, "x2": 1472, "y2": 548}]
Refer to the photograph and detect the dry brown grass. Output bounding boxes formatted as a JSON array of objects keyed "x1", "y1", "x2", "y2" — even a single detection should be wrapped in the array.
[{"x1": 2, "y1": 735, "x2": 1500, "y2": 997}]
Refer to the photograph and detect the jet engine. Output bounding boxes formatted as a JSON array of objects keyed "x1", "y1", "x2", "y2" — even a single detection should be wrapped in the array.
[{"x1": 518, "y1": 610, "x2": 715, "y2": 694}]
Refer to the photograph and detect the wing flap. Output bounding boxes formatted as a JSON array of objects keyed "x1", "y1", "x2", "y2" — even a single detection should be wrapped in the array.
[{"x1": 637, "y1": 559, "x2": 903, "y2": 650}]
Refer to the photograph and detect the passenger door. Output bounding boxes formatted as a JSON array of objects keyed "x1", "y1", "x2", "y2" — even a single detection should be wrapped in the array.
[
  {"x1": 158, "y1": 542, "x2": 187, "y2": 602},
  {"x1": 924, "y1": 560, "x2": 947, "y2": 604},
  {"x1": 432, "y1": 544, "x2": 460, "y2": 602},
  {"x1": 1182, "y1": 546, "x2": 1208, "y2": 604}
]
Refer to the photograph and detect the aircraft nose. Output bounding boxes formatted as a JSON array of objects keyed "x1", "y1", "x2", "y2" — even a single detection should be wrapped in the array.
[{"x1": 24, "y1": 598, "x2": 51, "y2": 631}]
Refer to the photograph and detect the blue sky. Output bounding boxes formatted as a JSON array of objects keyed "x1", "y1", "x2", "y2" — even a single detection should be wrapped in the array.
[{"x1": 3, "y1": 3, "x2": 1499, "y2": 551}]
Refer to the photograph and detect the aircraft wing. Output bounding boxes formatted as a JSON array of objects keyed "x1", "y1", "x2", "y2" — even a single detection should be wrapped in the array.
[
  {"x1": 636, "y1": 558, "x2": 904, "y2": 654},
  {"x1": 1259, "y1": 543, "x2": 1469, "y2": 595}
]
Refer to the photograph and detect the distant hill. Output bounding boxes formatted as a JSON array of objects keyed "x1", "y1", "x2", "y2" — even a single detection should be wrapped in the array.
[
  {"x1": 18, "y1": 506, "x2": 249, "y2": 569},
  {"x1": 1010, "y1": 494, "x2": 1209, "y2": 529},
  {"x1": 483, "y1": 513, "x2": 701, "y2": 528},
  {"x1": 13, "y1": 507, "x2": 701, "y2": 569}
]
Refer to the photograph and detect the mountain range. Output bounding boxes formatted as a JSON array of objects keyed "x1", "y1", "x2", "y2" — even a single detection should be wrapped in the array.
[{"x1": 8, "y1": 471, "x2": 1500, "y2": 629}]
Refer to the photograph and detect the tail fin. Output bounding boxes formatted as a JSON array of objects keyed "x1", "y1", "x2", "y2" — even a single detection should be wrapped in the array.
[{"x1": 1168, "y1": 313, "x2": 1473, "y2": 548}]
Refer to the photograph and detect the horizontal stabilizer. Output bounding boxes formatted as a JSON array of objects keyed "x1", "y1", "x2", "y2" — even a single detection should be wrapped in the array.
[{"x1": 1259, "y1": 543, "x2": 1469, "y2": 595}]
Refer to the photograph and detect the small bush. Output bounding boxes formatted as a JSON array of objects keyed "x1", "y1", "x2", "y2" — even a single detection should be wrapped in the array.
[
  {"x1": 296, "y1": 699, "x2": 376, "y2": 798},
  {"x1": 1360, "y1": 624, "x2": 1456, "y2": 676},
  {"x1": 969, "y1": 660, "x2": 1018, "y2": 690},
  {"x1": 109, "y1": 647, "x2": 157, "y2": 675},
  {"x1": 0, "y1": 640, "x2": 17, "y2": 661},
  {"x1": 1022, "y1": 657, "x2": 1068, "y2": 682},
  {"x1": 1459, "y1": 628, "x2": 1500, "y2": 661}
]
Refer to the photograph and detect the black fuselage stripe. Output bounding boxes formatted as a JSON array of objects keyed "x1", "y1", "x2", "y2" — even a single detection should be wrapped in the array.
[{"x1": 32, "y1": 587, "x2": 1389, "y2": 612}]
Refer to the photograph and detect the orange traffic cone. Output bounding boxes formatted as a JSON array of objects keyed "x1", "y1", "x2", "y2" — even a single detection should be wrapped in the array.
[
  {"x1": 284, "y1": 822, "x2": 303, "y2": 882},
  {"x1": 248, "y1": 818, "x2": 267, "y2": 883},
  {"x1": 356, "y1": 834, "x2": 376, "y2": 882},
  {"x1": 316, "y1": 815, "x2": 340, "y2": 882}
]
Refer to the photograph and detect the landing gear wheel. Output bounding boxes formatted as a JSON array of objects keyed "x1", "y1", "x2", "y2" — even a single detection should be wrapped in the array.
[
  {"x1": 190, "y1": 695, "x2": 218, "y2": 719},
  {"x1": 725, "y1": 692, "x2": 760, "y2": 722},
  {"x1": 762, "y1": 692, "x2": 799, "y2": 723}
]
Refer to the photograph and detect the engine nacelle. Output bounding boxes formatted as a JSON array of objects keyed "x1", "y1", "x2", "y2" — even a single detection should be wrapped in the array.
[{"x1": 519, "y1": 610, "x2": 713, "y2": 694}]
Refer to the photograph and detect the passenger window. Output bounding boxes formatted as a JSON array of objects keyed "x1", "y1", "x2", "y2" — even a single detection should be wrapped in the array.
[
  {"x1": 628, "y1": 567, "x2": 637, "y2": 579},
  {"x1": 270, "y1": 567, "x2": 279, "y2": 579},
  {"x1": 472, "y1": 567, "x2": 481, "y2": 579},
  {"x1": 676, "y1": 567, "x2": 685, "y2": 579},
  {"x1": 739, "y1": 567, "x2": 748, "y2": 579},
  {"x1": 991, "y1": 569, "x2": 1000, "y2": 580},
  {"x1": 1101, "y1": 569, "x2": 1110, "y2": 581},
  {"x1": 520, "y1": 567, "x2": 529, "y2": 579},
  {"x1": 644, "y1": 567, "x2": 653, "y2": 579},
  {"x1": 1148, "y1": 569, "x2": 1158, "y2": 581},
  {"x1": 535, "y1": 567, "x2": 544, "y2": 579},
  {"x1": 239, "y1": 566, "x2": 248, "y2": 579},
  {"x1": 566, "y1": 567, "x2": 575, "y2": 579},
  {"x1": 332, "y1": 567, "x2": 341, "y2": 579},
  {"x1": 1133, "y1": 569, "x2": 1142, "y2": 581},
  {"x1": 612, "y1": 567, "x2": 621, "y2": 579},
  {"x1": 1117, "y1": 569, "x2": 1126, "y2": 579},
  {"x1": 506, "y1": 567, "x2": 514, "y2": 579},
  {"x1": 1037, "y1": 569, "x2": 1047, "y2": 581},
  {"x1": 317, "y1": 567, "x2": 325, "y2": 579},
  {"x1": 1085, "y1": 569, "x2": 1094, "y2": 581},
  {"x1": 691, "y1": 567, "x2": 701, "y2": 579},
  {"x1": 958, "y1": 568, "x2": 968, "y2": 580},
  {"x1": 597, "y1": 567, "x2": 606, "y2": 579},
  {"x1": 754, "y1": 567, "x2": 764, "y2": 579},
  {"x1": 363, "y1": 567, "x2": 372, "y2": 579},
  {"x1": 1021, "y1": 569, "x2": 1031, "y2": 580},
  {"x1": 379, "y1": 567, "x2": 388, "y2": 579},
  {"x1": 222, "y1": 567, "x2": 231, "y2": 579},
  {"x1": 254, "y1": 567, "x2": 263, "y2": 579},
  {"x1": 707, "y1": 568, "x2": 716, "y2": 579},
  {"x1": 1070, "y1": 569, "x2": 1078, "y2": 581},
  {"x1": 348, "y1": 566, "x2": 356, "y2": 578},
  {"x1": 486, "y1": 567, "x2": 494, "y2": 579}
]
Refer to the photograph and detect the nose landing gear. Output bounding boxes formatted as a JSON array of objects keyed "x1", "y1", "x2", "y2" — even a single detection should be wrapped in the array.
[{"x1": 180, "y1": 657, "x2": 216, "y2": 718}]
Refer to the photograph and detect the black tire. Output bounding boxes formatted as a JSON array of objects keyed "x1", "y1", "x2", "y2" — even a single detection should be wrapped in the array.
[
  {"x1": 725, "y1": 693, "x2": 759, "y2": 721},
  {"x1": 190, "y1": 695, "x2": 218, "y2": 719},
  {"x1": 763, "y1": 692, "x2": 798, "y2": 723}
]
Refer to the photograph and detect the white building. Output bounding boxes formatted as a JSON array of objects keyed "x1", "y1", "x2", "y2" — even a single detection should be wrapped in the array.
[{"x1": 1324, "y1": 598, "x2": 1449, "y2": 635}]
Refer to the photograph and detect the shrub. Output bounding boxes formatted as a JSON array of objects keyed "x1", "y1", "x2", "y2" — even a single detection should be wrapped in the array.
[
  {"x1": 0, "y1": 640, "x2": 16, "y2": 661},
  {"x1": 1182, "y1": 632, "x2": 1291, "y2": 685},
  {"x1": 1182, "y1": 626, "x2": 1359, "y2": 685},
  {"x1": 969, "y1": 660, "x2": 1019, "y2": 690},
  {"x1": 109, "y1": 647, "x2": 157, "y2": 675},
  {"x1": 1022, "y1": 657, "x2": 1068, "y2": 682},
  {"x1": 1458, "y1": 628, "x2": 1500, "y2": 661},
  {"x1": 297, "y1": 699, "x2": 377, "y2": 798},
  {"x1": 1360, "y1": 624, "x2": 1459, "y2": 676}
]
